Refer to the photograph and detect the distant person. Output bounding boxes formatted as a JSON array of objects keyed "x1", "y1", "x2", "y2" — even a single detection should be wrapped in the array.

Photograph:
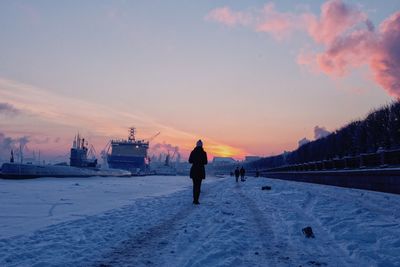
[
  {"x1": 255, "y1": 169, "x2": 260, "y2": 178},
  {"x1": 189, "y1": 139, "x2": 208, "y2": 205},
  {"x1": 234, "y1": 167, "x2": 240, "y2": 183},
  {"x1": 230, "y1": 171, "x2": 234, "y2": 177},
  {"x1": 240, "y1": 166, "x2": 246, "y2": 182}
]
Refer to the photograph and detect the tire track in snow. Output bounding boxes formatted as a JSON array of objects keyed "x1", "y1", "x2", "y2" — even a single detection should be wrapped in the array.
[
  {"x1": 94, "y1": 198, "x2": 193, "y2": 267},
  {"x1": 168, "y1": 180, "x2": 289, "y2": 267},
  {"x1": 93, "y1": 181, "x2": 225, "y2": 267},
  {"x1": 172, "y1": 181, "x2": 257, "y2": 267},
  {"x1": 94, "y1": 204, "x2": 195, "y2": 267},
  {"x1": 236, "y1": 187, "x2": 291, "y2": 266},
  {"x1": 95, "y1": 179, "x2": 270, "y2": 267},
  {"x1": 256, "y1": 179, "x2": 359, "y2": 266}
]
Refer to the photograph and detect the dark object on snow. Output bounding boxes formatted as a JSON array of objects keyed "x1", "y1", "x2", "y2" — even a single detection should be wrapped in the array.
[
  {"x1": 261, "y1": 186, "x2": 272, "y2": 190},
  {"x1": 240, "y1": 166, "x2": 246, "y2": 181},
  {"x1": 234, "y1": 167, "x2": 240, "y2": 182},
  {"x1": 302, "y1": 226, "x2": 315, "y2": 238},
  {"x1": 308, "y1": 260, "x2": 327, "y2": 266},
  {"x1": 189, "y1": 140, "x2": 208, "y2": 204}
]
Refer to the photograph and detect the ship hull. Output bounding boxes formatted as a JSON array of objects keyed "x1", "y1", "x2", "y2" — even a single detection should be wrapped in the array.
[
  {"x1": 0, "y1": 163, "x2": 131, "y2": 179},
  {"x1": 107, "y1": 155, "x2": 146, "y2": 173},
  {"x1": 106, "y1": 128, "x2": 150, "y2": 174}
]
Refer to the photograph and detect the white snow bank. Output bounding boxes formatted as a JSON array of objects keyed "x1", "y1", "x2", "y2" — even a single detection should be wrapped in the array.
[
  {"x1": 0, "y1": 176, "x2": 399, "y2": 266},
  {"x1": 0, "y1": 175, "x2": 216, "y2": 238}
]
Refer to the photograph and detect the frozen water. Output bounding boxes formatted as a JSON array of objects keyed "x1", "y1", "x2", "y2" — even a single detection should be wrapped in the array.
[{"x1": 0, "y1": 175, "x2": 399, "y2": 266}]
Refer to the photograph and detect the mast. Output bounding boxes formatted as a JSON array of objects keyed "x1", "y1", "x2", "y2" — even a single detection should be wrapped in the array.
[
  {"x1": 20, "y1": 143, "x2": 23, "y2": 164},
  {"x1": 128, "y1": 127, "x2": 136, "y2": 142}
]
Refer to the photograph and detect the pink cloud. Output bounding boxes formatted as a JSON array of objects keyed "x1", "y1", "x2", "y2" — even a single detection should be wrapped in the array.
[
  {"x1": 206, "y1": 3, "x2": 304, "y2": 40},
  {"x1": 206, "y1": 0, "x2": 400, "y2": 97},
  {"x1": 370, "y1": 12, "x2": 400, "y2": 97},
  {"x1": 255, "y1": 3, "x2": 302, "y2": 40},
  {"x1": 205, "y1": 6, "x2": 249, "y2": 27},
  {"x1": 299, "y1": 0, "x2": 377, "y2": 77},
  {"x1": 308, "y1": 5, "x2": 400, "y2": 97},
  {"x1": 305, "y1": 0, "x2": 368, "y2": 45},
  {"x1": 315, "y1": 28, "x2": 376, "y2": 76}
]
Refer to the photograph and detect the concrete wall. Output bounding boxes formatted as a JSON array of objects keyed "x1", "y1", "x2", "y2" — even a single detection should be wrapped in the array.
[{"x1": 262, "y1": 169, "x2": 400, "y2": 194}]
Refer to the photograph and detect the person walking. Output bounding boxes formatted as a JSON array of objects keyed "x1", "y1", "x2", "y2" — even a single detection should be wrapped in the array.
[
  {"x1": 240, "y1": 166, "x2": 246, "y2": 182},
  {"x1": 189, "y1": 139, "x2": 208, "y2": 205},
  {"x1": 234, "y1": 167, "x2": 240, "y2": 183}
]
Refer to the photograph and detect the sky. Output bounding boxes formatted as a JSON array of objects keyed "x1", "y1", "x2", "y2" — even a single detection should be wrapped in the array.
[{"x1": 0, "y1": 0, "x2": 399, "y2": 162}]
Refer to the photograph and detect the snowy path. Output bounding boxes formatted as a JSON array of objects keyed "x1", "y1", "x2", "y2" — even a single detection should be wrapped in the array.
[{"x1": 1, "y1": 176, "x2": 400, "y2": 266}]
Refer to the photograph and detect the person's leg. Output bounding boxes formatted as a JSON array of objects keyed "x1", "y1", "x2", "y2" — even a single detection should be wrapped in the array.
[
  {"x1": 197, "y1": 179, "x2": 203, "y2": 202},
  {"x1": 192, "y1": 179, "x2": 196, "y2": 203},
  {"x1": 194, "y1": 178, "x2": 202, "y2": 203}
]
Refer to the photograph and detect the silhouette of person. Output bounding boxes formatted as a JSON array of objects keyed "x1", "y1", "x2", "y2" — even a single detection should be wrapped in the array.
[
  {"x1": 189, "y1": 140, "x2": 208, "y2": 205},
  {"x1": 240, "y1": 166, "x2": 246, "y2": 181},
  {"x1": 234, "y1": 167, "x2": 240, "y2": 183}
]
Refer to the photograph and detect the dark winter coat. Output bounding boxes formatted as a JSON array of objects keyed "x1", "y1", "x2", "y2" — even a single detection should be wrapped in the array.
[
  {"x1": 240, "y1": 167, "x2": 245, "y2": 176},
  {"x1": 189, "y1": 146, "x2": 208, "y2": 179}
]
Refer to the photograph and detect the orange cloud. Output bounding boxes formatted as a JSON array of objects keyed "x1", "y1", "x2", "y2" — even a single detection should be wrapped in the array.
[{"x1": 206, "y1": 143, "x2": 246, "y2": 159}]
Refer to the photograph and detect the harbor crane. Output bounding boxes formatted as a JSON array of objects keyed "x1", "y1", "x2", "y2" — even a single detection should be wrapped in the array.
[{"x1": 146, "y1": 132, "x2": 160, "y2": 142}]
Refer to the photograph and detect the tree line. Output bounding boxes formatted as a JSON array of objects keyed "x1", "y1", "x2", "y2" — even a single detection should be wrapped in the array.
[{"x1": 249, "y1": 101, "x2": 400, "y2": 169}]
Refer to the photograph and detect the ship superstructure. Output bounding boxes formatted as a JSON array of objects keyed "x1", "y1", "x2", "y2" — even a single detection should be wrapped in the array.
[
  {"x1": 70, "y1": 134, "x2": 97, "y2": 168},
  {"x1": 107, "y1": 128, "x2": 149, "y2": 173}
]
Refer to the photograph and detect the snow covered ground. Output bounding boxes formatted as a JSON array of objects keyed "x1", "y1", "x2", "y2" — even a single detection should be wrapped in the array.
[
  {"x1": 0, "y1": 175, "x2": 202, "y2": 238},
  {"x1": 0, "y1": 175, "x2": 399, "y2": 266}
]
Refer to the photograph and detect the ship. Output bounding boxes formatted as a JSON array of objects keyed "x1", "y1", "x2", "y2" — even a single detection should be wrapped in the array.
[
  {"x1": 1, "y1": 134, "x2": 131, "y2": 179},
  {"x1": 106, "y1": 128, "x2": 150, "y2": 175},
  {"x1": 70, "y1": 134, "x2": 98, "y2": 168},
  {"x1": 150, "y1": 152, "x2": 178, "y2": 176}
]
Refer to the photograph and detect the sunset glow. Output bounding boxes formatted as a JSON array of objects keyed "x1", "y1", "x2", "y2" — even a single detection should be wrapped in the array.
[
  {"x1": 206, "y1": 144, "x2": 247, "y2": 159},
  {"x1": 0, "y1": 0, "x2": 398, "y2": 162}
]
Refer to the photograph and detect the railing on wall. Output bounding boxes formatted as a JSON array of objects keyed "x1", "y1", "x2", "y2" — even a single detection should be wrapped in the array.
[{"x1": 261, "y1": 148, "x2": 400, "y2": 173}]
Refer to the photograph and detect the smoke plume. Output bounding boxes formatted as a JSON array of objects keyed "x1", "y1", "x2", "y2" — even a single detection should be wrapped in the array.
[
  {"x1": 0, "y1": 132, "x2": 30, "y2": 161},
  {"x1": 0, "y1": 102, "x2": 20, "y2": 116},
  {"x1": 314, "y1": 126, "x2": 331, "y2": 139},
  {"x1": 298, "y1": 137, "x2": 310, "y2": 147}
]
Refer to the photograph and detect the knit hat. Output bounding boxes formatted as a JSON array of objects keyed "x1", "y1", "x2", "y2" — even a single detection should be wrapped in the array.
[{"x1": 196, "y1": 139, "x2": 203, "y2": 147}]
